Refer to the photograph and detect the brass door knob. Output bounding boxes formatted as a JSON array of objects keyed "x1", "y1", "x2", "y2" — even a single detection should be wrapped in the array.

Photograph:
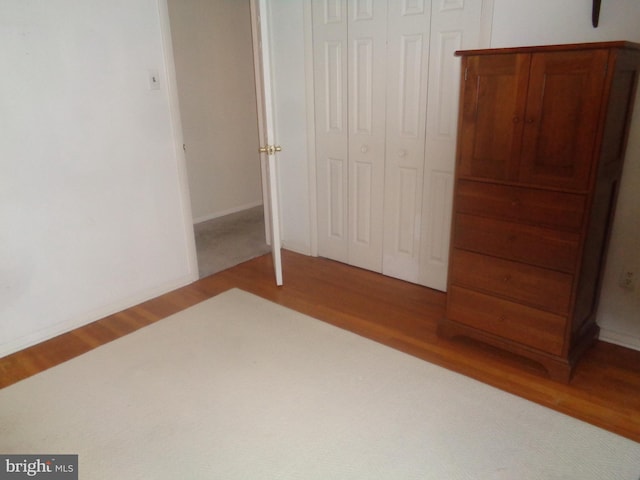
[{"x1": 258, "y1": 145, "x2": 282, "y2": 155}]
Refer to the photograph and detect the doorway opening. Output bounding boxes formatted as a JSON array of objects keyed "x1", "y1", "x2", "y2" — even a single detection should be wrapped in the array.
[
  {"x1": 167, "y1": 0, "x2": 269, "y2": 278},
  {"x1": 193, "y1": 206, "x2": 270, "y2": 278}
]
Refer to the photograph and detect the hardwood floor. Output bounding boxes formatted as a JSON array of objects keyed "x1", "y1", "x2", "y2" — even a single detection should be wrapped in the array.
[{"x1": 1, "y1": 250, "x2": 639, "y2": 443}]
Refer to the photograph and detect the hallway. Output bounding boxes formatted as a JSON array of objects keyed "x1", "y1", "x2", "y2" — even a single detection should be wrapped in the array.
[{"x1": 194, "y1": 206, "x2": 271, "y2": 278}]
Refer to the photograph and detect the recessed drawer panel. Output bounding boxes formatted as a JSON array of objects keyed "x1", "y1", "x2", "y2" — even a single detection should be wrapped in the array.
[
  {"x1": 447, "y1": 285, "x2": 566, "y2": 355},
  {"x1": 454, "y1": 214, "x2": 580, "y2": 273},
  {"x1": 450, "y1": 249, "x2": 573, "y2": 314},
  {"x1": 456, "y1": 180, "x2": 586, "y2": 231}
]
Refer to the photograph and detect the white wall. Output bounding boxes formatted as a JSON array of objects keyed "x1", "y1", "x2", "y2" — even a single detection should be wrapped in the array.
[
  {"x1": 167, "y1": 0, "x2": 263, "y2": 223},
  {"x1": 0, "y1": 0, "x2": 197, "y2": 357},
  {"x1": 490, "y1": 0, "x2": 640, "y2": 348}
]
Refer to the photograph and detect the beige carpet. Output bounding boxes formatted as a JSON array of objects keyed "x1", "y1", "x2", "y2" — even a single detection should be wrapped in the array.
[{"x1": 1, "y1": 289, "x2": 638, "y2": 479}]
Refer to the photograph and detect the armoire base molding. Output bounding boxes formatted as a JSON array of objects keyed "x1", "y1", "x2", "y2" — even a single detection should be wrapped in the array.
[{"x1": 437, "y1": 318, "x2": 600, "y2": 383}]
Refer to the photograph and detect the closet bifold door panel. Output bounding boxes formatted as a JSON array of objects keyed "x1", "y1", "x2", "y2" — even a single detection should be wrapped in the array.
[
  {"x1": 313, "y1": 0, "x2": 349, "y2": 265},
  {"x1": 439, "y1": 42, "x2": 640, "y2": 382},
  {"x1": 415, "y1": 0, "x2": 484, "y2": 290},
  {"x1": 347, "y1": 0, "x2": 387, "y2": 271},
  {"x1": 313, "y1": 0, "x2": 486, "y2": 290},
  {"x1": 313, "y1": 0, "x2": 387, "y2": 272},
  {"x1": 381, "y1": 0, "x2": 431, "y2": 283}
]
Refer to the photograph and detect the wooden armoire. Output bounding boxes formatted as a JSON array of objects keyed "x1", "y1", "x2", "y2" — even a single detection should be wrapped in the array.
[{"x1": 438, "y1": 41, "x2": 640, "y2": 382}]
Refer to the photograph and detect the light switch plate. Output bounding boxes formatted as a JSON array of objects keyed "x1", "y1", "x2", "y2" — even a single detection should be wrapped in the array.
[{"x1": 148, "y1": 69, "x2": 160, "y2": 90}]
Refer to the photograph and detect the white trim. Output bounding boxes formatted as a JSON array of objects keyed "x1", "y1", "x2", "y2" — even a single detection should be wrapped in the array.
[
  {"x1": 304, "y1": 0, "x2": 319, "y2": 257},
  {"x1": 282, "y1": 240, "x2": 312, "y2": 256},
  {"x1": 192, "y1": 201, "x2": 264, "y2": 225},
  {"x1": 249, "y1": 0, "x2": 272, "y2": 246},
  {"x1": 157, "y1": 0, "x2": 199, "y2": 281},
  {"x1": 598, "y1": 327, "x2": 640, "y2": 352},
  {"x1": 480, "y1": 0, "x2": 495, "y2": 48},
  {"x1": 0, "y1": 273, "x2": 195, "y2": 359}
]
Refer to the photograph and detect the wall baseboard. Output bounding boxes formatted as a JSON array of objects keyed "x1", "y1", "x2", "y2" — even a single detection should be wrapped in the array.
[
  {"x1": 193, "y1": 202, "x2": 263, "y2": 225},
  {"x1": 282, "y1": 241, "x2": 312, "y2": 257},
  {"x1": 0, "y1": 272, "x2": 197, "y2": 359},
  {"x1": 599, "y1": 327, "x2": 640, "y2": 352}
]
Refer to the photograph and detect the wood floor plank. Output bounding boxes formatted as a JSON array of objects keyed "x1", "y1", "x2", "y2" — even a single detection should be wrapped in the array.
[{"x1": 1, "y1": 250, "x2": 639, "y2": 442}]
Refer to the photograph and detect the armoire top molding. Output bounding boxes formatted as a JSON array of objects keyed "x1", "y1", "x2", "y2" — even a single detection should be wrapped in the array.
[{"x1": 455, "y1": 40, "x2": 640, "y2": 57}]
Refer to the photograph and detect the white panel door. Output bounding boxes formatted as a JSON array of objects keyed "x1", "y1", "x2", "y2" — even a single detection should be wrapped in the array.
[
  {"x1": 418, "y1": 0, "x2": 485, "y2": 290},
  {"x1": 347, "y1": 0, "x2": 387, "y2": 271},
  {"x1": 313, "y1": 0, "x2": 491, "y2": 291},
  {"x1": 382, "y1": 0, "x2": 431, "y2": 282},
  {"x1": 313, "y1": 0, "x2": 349, "y2": 263},
  {"x1": 251, "y1": 0, "x2": 283, "y2": 285},
  {"x1": 313, "y1": 0, "x2": 386, "y2": 272}
]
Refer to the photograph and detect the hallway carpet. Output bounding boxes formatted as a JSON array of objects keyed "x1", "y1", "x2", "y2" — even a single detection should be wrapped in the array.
[{"x1": 194, "y1": 206, "x2": 271, "y2": 278}]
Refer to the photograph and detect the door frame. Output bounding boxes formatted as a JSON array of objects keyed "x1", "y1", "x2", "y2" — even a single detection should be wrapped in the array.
[{"x1": 157, "y1": 0, "x2": 199, "y2": 282}]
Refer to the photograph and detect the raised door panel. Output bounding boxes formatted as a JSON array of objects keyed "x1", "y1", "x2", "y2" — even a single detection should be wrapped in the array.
[
  {"x1": 313, "y1": 0, "x2": 349, "y2": 262},
  {"x1": 314, "y1": 0, "x2": 492, "y2": 288},
  {"x1": 519, "y1": 49, "x2": 609, "y2": 190},
  {"x1": 382, "y1": 0, "x2": 430, "y2": 282},
  {"x1": 458, "y1": 53, "x2": 530, "y2": 181},
  {"x1": 419, "y1": 0, "x2": 485, "y2": 291},
  {"x1": 347, "y1": 0, "x2": 387, "y2": 271}
]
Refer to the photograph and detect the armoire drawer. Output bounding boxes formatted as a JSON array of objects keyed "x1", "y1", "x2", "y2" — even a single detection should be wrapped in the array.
[
  {"x1": 455, "y1": 180, "x2": 586, "y2": 231},
  {"x1": 454, "y1": 214, "x2": 580, "y2": 273},
  {"x1": 447, "y1": 286, "x2": 566, "y2": 356},
  {"x1": 449, "y1": 249, "x2": 573, "y2": 314}
]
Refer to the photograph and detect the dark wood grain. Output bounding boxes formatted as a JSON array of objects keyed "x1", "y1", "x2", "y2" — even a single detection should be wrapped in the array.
[
  {"x1": 445, "y1": 42, "x2": 640, "y2": 383},
  {"x1": 519, "y1": 49, "x2": 608, "y2": 190},
  {"x1": 458, "y1": 53, "x2": 529, "y2": 181}
]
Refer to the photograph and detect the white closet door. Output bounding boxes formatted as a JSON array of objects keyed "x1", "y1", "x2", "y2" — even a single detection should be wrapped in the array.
[
  {"x1": 313, "y1": 0, "x2": 387, "y2": 272},
  {"x1": 313, "y1": 0, "x2": 349, "y2": 263},
  {"x1": 347, "y1": 0, "x2": 387, "y2": 271},
  {"x1": 382, "y1": 0, "x2": 431, "y2": 282},
  {"x1": 418, "y1": 0, "x2": 485, "y2": 290},
  {"x1": 313, "y1": 0, "x2": 491, "y2": 291}
]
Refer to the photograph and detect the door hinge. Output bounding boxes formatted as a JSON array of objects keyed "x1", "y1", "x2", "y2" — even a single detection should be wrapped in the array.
[
  {"x1": 464, "y1": 67, "x2": 468, "y2": 81},
  {"x1": 258, "y1": 145, "x2": 282, "y2": 155}
]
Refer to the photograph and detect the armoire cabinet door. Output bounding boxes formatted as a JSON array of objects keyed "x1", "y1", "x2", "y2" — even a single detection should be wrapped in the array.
[
  {"x1": 458, "y1": 53, "x2": 530, "y2": 181},
  {"x1": 519, "y1": 49, "x2": 609, "y2": 190}
]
